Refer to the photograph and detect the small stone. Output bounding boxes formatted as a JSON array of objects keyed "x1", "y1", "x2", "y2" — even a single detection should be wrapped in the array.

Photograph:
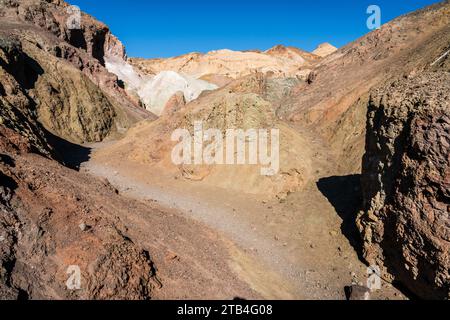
[
  {"x1": 79, "y1": 222, "x2": 88, "y2": 232},
  {"x1": 345, "y1": 285, "x2": 371, "y2": 300},
  {"x1": 165, "y1": 252, "x2": 179, "y2": 261},
  {"x1": 0, "y1": 235, "x2": 5, "y2": 242}
]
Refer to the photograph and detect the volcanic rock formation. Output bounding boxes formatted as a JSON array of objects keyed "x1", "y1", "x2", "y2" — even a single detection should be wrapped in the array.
[
  {"x1": 0, "y1": 0, "x2": 151, "y2": 143},
  {"x1": 358, "y1": 72, "x2": 450, "y2": 300}
]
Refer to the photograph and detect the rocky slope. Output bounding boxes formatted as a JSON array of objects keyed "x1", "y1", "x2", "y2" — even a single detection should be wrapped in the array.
[
  {"x1": 0, "y1": 0, "x2": 151, "y2": 143},
  {"x1": 1, "y1": 123, "x2": 256, "y2": 300},
  {"x1": 0, "y1": 1, "x2": 264, "y2": 300},
  {"x1": 0, "y1": 2, "x2": 158, "y2": 297},
  {"x1": 357, "y1": 72, "x2": 450, "y2": 300},
  {"x1": 280, "y1": 0, "x2": 450, "y2": 174},
  {"x1": 93, "y1": 73, "x2": 326, "y2": 200},
  {"x1": 0, "y1": 122, "x2": 157, "y2": 299},
  {"x1": 0, "y1": 37, "x2": 55, "y2": 158}
]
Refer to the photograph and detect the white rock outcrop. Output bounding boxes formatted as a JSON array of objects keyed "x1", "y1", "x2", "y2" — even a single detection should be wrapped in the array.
[{"x1": 106, "y1": 57, "x2": 217, "y2": 116}]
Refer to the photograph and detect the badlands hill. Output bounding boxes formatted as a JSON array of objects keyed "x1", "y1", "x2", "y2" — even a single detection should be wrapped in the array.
[
  {"x1": 114, "y1": 43, "x2": 331, "y2": 121},
  {"x1": 107, "y1": 43, "x2": 330, "y2": 118},
  {"x1": 130, "y1": 44, "x2": 324, "y2": 81},
  {"x1": 0, "y1": 0, "x2": 257, "y2": 299},
  {"x1": 97, "y1": 0, "x2": 450, "y2": 299},
  {"x1": 279, "y1": 1, "x2": 450, "y2": 173},
  {"x1": 0, "y1": 0, "x2": 152, "y2": 143},
  {"x1": 1, "y1": 0, "x2": 449, "y2": 300}
]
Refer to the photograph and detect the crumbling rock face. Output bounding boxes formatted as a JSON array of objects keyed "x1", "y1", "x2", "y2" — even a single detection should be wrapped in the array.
[
  {"x1": 23, "y1": 40, "x2": 118, "y2": 143},
  {"x1": 0, "y1": 34, "x2": 117, "y2": 143},
  {"x1": 357, "y1": 72, "x2": 450, "y2": 299},
  {"x1": 0, "y1": 127, "x2": 157, "y2": 300},
  {"x1": 0, "y1": 0, "x2": 149, "y2": 143},
  {"x1": 0, "y1": 37, "x2": 55, "y2": 156},
  {"x1": 1, "y1": 0, "x2": 126, "y2": 62}
]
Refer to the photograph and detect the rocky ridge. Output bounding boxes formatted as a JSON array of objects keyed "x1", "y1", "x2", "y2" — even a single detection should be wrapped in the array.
[
  {"x1": 130, "y1": 44, "x2": 321, "y2": 81},
  {"x1": 0, "y1": 0, "x2": 151, "y2": 143}
]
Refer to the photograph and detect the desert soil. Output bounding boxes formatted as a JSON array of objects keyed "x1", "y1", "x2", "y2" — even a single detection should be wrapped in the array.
[{"x1": 72, "y1": 138, "x2": 405, "y2": 300}]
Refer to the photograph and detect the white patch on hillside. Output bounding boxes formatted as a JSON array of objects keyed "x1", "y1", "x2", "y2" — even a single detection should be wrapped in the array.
[
  {"x1": 106, "y1": 58, "x2": 217, "y2": 116},
  {"x1": 105, "y1": 56, "x2": 144, "y2": 91},
  {"x1": 138, "y1": 71, "x2": 217, "y2": 116}
]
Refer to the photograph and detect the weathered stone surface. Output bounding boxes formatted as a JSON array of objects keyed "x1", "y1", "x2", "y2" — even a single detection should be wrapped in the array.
[
  {"x1": 0, "y1": 127, "x2": 157, "y2": 300},
  {"x1": 0, "y1": 0, "x2": 151, "y2": 143},
  {"x1": 0, "y1": 36, "x2": 55, "y2": 156},
  {"x1": 358, "y1": 72, "x2": 450, "y2": 299}
]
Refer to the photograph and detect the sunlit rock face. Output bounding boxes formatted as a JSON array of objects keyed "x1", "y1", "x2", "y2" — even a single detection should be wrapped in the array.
[{"x1": 358, "y1": 72, "x2": 450, "y2": 300}]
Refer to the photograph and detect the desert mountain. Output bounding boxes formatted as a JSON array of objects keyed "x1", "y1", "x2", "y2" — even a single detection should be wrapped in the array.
[
  {"x1": 93, "y1": 73, "x2": 325, "y2": 199},
  {"x1": 130, "y1": 44, "x2": 321, "y2": 81},
  {"x1": 312, "y1": 43, "x2": 337, "y2": 57},
  {"x1": 1, "y1": 0, "x2": 449, "y2": 300},
  {"x1": 279, "y1": 1, "x2": 450, "y2": 173},
  {"x1": 109, "y1": 44, "x2": 324, "y2": 117},
  {"x1": 106, "y1": 44, "x2": 321, "y2": 117},
  {"x1": 94, "y1": 0, "x2": 450, "y2": 299},
  {"x1": 0, "y1": 0, "x2": 152, "y2": 143},
  {"x1": 0, "y1": 0, "x2": 257, "y2": 299}
]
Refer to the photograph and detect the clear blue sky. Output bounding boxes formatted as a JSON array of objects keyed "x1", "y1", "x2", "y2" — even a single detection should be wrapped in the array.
[{"x1": 67, "y1": 0, "x2": 441, "y2": 58}]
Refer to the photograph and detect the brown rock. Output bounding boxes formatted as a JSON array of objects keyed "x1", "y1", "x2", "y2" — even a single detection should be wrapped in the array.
[
  {"x1": 358, "y1": 72, "x2": 450, "y2": 299},
  {"x1": 161, "y1": 91, "x2": 186, "y2": 117}
]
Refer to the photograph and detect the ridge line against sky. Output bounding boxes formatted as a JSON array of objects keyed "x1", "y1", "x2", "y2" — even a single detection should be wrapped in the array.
[{"x1": 67, "y1": 0, "x2": 440, "y2": 58}]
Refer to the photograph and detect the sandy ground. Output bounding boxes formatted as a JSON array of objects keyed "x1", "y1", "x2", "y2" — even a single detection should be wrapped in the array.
[{"x1": 76, "y1": 141, "x2": 406, "y2": 300}]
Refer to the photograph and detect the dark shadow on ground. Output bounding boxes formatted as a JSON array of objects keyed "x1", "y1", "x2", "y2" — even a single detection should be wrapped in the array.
[
  {"x1": 317, "y1": 175, "x2": 363, "y2": 258},
  {"x1": 0, "y1": 154, "x2": 15, "y2": 168},
  {"x1": 45, "y1": 131, "x2": 92, "y2": 171},
  {"x1": 0, "y1": 154, "x2": 18, "y2": 205}
]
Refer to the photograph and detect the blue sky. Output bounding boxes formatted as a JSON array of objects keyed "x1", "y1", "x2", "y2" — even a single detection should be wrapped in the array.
[{"x1": 67, "y1": 0, "x2": 440, "y2": 58}]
